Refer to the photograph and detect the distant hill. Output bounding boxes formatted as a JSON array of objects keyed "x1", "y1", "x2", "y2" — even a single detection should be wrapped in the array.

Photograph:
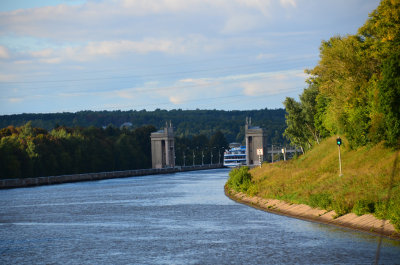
[{"x1": 0, "y1": 109, "x2": 287, "y2": 144}]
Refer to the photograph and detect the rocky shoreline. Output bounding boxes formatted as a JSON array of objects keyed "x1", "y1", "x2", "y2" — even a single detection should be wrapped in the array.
[{"x1": 225, "y1": 187, "x2": 400, "y2": 240}]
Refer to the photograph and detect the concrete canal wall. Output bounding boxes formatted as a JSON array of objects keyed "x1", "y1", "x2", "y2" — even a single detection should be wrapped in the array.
[
  {"x1": 225, "y1": 188, "x2": 400, "y2": 240},
  {"x1": 0, "y1": 164, "x2": 224, "y2": 189}
]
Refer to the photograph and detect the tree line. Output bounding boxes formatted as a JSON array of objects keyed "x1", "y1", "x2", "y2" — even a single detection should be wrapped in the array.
[
  {"x1": 284, "y1": 0, "x2": 400, "y2": 152},
  {"x1": 0, "y1": 108, "x2": 287, "y2": 145},
  {"x1": 0, "y1": 123, "x2": 156, "y2": 179},
  {"x1": 175, "y1": 130, "x2": 228, "y2": 166},
  {"x1": 0, "y1": 122, "x2": 230, "y2": 179}
]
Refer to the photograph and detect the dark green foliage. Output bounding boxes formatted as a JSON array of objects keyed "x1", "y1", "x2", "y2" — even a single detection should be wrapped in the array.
[
  {"x1": 332, "y1": 198, "x2": 352, "y2": 218},
  {"x1": 0, "y1": 123, "x2": 156, "y2": 179},
  {"x1": 283, "y1": 81, "x2": 322, "y2": 152},
  {"x1": 352, "y1": 200, "x2": 375, "y2": 216},
  {"x1": 308, "y1": 193, "x2": 332, "y2": 210},
  {"x1": 209, "y1": 130, "x2": 228, "y2": 149},
  {"x1": 0, "y1": 108, "x2": 287, "y2": 144},
  {"x1": 314, "y1": 94, "x2": 331, "y2": 138},
  {"x1": 226, "y1": 167, "x2": 257, "y2": 195},
  {"x1": 378, "y1": 51, "x2": 400, "y2": 148},
  {"x1": 287, "y1": 0, "x2": 400, "y2": 149},
  {"x1": 283, "y1": 97, "x2": 307, "y2": 149},
  {"x1": 174, "y1": 130, "x2": 228, "y2": 166},
  {"x1": 375, "y1": 198, "x2": 400, "y2": 231}
]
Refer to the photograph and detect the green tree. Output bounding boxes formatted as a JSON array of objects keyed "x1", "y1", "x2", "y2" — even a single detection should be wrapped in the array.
[
  {"x1": 378, "y1": 51, "x2": 400, "y2": 147},
  {"x1": 300, "y1": 81, "x2": 322, "y2": 144},
  {"x1": 310, "y1": 35, "x2": 373, "y2": 147},
  {"x1": 283, "y1": 97, "x2": 308, "y2": 153},
  {"x1": 209, "y1": 130, "x2": 228, "y2": 149}
]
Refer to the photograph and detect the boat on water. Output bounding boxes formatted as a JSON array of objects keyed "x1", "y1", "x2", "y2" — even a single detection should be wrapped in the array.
[{"x1": 223, "y1": 143, "x2": 246, "y2": 167}]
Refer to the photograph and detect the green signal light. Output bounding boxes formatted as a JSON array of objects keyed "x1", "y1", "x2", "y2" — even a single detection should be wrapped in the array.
[{"x1": 336, "y1": 137, "x2": 342, "y2": 146}]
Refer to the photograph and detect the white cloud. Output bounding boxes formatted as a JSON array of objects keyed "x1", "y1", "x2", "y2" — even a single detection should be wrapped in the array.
[
  {"x1": 8, "y1": 97, "x2": 23, "y2": 103},
  {"x1": 84, "y1": 39, "x2": 176, "y2": 55},
  {"x1": 256, "y1": 53, "x2": 277, "y2": 60},
  {"x1": 221, "y1": 14, "x2": 261, "y2": 34},
  {"x1": 280, "y1": 0, "x2": 297, "y2": 8},
  {"x1": 235, "y1": 0, "x2": 272, "y2": 16},
  {"x1": 0, "y1": 73, "x2": 16, "y2": 81},
  {"x1": 13, "y1": 60, "x2": 33, "y2": 65},
  {"x1": 152, "y1": 70, "x2": 305, "y2": 105},
  {"x1": 30, "y1": 48, "x2": 54, "y2": 57},
  {"x1": 19, "y1": 36, "x2": 221, "y2": 64},
  {"x1": 0, "y1": 0, "x2": 379, "y2": 114},
  {"x1": 168, "y1": 95, "x2": 186, "y2": 104},
  {"x1": 241, "y1": 70, "x2": 305, "y2": 96},
  {"x1": 39, "y1": 57, "x2": 62, "y2": 64},
  {"x1": 0, "y1": 46, "x2": 10, "y2": 59},
  {"x1": 0, "y1": 0, "x2": 278, "y2": 42}
]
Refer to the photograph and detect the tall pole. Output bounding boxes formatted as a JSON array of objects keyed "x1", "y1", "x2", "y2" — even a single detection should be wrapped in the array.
[
  {"x1": 210, "y1": 150, "x2": 213, "y2": 165},
  {"x1": 202, "y1": 150, "x2": 204, "y2": 165},
  {"x1": 271, "y1": 144, "x2": 274, "y2": 163},
  {"x1": 337, "y1": 137, "x2": 343, "y2": 176},
  {"x1": 193, "y1": 150, "x2": 195, "y2": 166},
  {"x1": 183, "y1": 151, "x2": 185, "y2": 167},
  {"x1": 282, "y1": 147, "x2": 286, "y2": 161},
  {"x1": 338, "y1": 145, "x2": 342, "y2": 176}
]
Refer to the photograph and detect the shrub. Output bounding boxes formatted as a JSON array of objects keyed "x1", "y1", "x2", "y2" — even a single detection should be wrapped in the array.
[
  {"x1": 308, "y1": 193, "x2": 332, "y2": 210},
  {"x1": 332, "y1": 198, "x2": 352, "y2": 218},
  {"x1": 352, "y1": 200, "x2": 375, "y2": 216},
  {"x1": 227, "y1": 166, "x2": 257, "y2": 195},
  {"x1": 375, "y1": 198, "x2": 400, "y2": 231}
]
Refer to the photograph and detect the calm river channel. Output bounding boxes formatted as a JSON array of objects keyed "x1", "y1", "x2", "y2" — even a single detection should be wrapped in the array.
[{"x1": 1, "y1": 168, "x2": 399, "y2": 264}]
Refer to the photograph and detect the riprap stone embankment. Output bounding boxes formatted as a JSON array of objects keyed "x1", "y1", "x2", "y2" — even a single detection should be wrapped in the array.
[{"x1": 225, "y1": 187, "x2": 400, "y2": 240}]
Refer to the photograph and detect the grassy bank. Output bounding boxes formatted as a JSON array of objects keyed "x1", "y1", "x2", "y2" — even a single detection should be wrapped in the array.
[{"x1": 226, "y1": 136, "x2": 400, "y2": 230}]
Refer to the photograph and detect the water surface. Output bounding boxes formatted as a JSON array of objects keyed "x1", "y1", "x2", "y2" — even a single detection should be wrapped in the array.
[{"x1": 1, "y1": 169, "x2": 399, "y2": 264}]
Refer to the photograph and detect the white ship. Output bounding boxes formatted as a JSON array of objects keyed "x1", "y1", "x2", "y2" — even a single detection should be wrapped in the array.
[{"x1": 223, "y1": 143, "x2": 246, "y2": 167}]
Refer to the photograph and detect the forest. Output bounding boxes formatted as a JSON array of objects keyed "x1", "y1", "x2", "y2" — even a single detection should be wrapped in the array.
[
  {"x1": 0, "y1": 108, "x2": 287, "y2": 144},
  {"x1": 283, "y1": 0, "x2": 400, "y2": 152},
  {"x1": 0, "y1": 123, "x2": 155, "y2": 178},
  {"x1": 0, "y1": 108, "x2": 287, "y2": 178},
  {"x1": 0, "y1": 122, "x2": 231, "y2": 179}
]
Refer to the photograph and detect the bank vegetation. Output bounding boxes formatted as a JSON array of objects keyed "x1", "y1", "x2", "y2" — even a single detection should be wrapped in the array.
[{"x1": 226, "y1": 0, "x2": 400, "y2": 231}]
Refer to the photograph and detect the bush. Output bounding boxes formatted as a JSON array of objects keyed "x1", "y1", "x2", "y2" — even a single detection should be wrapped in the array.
[
  {"x1": 352, "y1": 200, "x2": 375, "y2": 216},
  {"x1": 308, "y1": 193, "x2": 332, "y2": 210},
  {"x1": 375, "y1": 198, "x2": 400, "y2": 231},
  {"x1": 227, "y1": 166, "x2": 257, "y2": 195},
  {"x1": 332, "y1": 198, "x2": 352, "y2": 218}
]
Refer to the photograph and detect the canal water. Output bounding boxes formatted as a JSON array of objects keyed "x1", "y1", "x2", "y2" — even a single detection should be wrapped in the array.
[{"x1": 1, "y1": 168, "x2": 399, "y2": 264}]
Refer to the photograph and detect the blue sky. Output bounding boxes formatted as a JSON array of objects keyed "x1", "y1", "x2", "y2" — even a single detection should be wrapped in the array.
[{"x1": 0, "y1": 0, "x2": 379, "y2": 114}]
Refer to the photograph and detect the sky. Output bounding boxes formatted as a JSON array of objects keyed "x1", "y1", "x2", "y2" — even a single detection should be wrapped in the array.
[{"x1": 0, "y1": 0, "x2": 380, "y2": 115}]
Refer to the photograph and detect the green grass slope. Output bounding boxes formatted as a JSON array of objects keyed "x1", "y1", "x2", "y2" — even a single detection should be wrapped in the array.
[{"x1": 234, "y1": 136, "x2": 400, "y2": 230}]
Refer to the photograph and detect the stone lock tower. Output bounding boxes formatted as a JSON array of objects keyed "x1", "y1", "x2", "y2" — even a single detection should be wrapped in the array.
[
  {"x1": 245, "y1": 117, "x2": 267, "y2": 166},
  {"x1": 151, "y1": 121, "x2": 175, "y2": 169}
]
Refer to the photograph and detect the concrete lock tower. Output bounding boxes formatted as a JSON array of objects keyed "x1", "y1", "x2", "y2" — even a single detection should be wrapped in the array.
[
  {"x1": 151, "y1": 121, "x2": 175, "y2": 169},
  {"x1": 245, "y1": 117, "x2": 267, "y2": 166}
]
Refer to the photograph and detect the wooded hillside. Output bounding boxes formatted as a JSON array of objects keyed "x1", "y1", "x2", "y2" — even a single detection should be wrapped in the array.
[{"x1": 0, "y1": 108, "x2": 287, "y2": 144}]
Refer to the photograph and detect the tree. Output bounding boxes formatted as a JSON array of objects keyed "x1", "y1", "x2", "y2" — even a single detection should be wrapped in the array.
[
  {"x1": 0, "y1": 123, "x2": 160, "y2": 178},
  {"x1": 209, "y1": 130, "x2": 228, "y2": 162},
  {"x1": 283, "y1": 97, "x2": 308, "y2": 153},
  {"x1": 300, "y1": 81, "x2": 321, "y2": 144},
  {"x1": 378, "y1": 51, "x2": 400, "y2": 147},
  {"x1": 209, "y1": 130, "x2": 228, "y2": 150},
  {"x1": 310, "y1": 35, "x2": 373, "y2": 147}
]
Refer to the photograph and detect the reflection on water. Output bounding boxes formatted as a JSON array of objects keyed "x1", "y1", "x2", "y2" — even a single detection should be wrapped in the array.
[{"x1": 1, "y1": 169, "x2": 399, "y2": 264}]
